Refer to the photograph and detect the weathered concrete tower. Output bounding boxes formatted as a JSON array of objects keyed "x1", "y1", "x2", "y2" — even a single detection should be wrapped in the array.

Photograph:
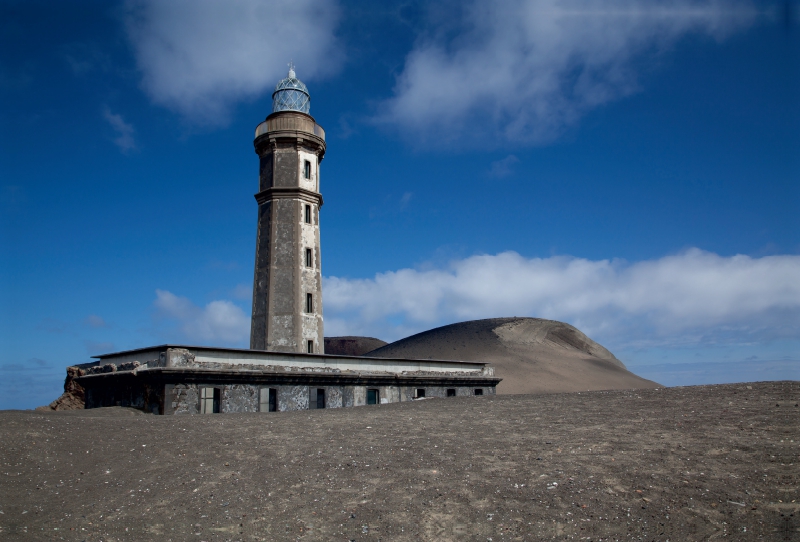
[{"x1": 250, "y1": 67, "x2": 325, "y2": 353}]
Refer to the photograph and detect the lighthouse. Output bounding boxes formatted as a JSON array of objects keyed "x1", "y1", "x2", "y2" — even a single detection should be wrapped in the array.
[{"x1": 250, "y1": 66, "x2": 326, "y2": 353}]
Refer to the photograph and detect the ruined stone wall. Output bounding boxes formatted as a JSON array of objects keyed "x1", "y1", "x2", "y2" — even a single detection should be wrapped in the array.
[
  {"x1": 166, "y1": 384, "x2": 495, "y2": 414},
  {"x1": 222, "y1": 385, "x2": 259, "y2": 413},
  {"x1": 401, "y1": 385, "x2": 495, "y2": 401}
]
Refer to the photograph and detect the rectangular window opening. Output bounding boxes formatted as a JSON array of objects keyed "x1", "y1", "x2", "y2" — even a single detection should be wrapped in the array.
[
  {"x1": 474, "y1": 388, "x2": 484, "y2": 396},
  {"x1": 306, "y1": 293, "x2": 313, "y2": 313},
  {"x1": 303, "y1": 160, "x2": 311, "y2": 179},
  {"x1": 305, "y1": 248, "x2": 312, "y2": 268},
  {"x1": 260, "y1": 387, "x2": 278, "y2": 412},
  {"x1": 415, "y1": 388, "x2": 425, "y2": 399},
  {"x1": 316, "y1": 388, "x2": 325, "y2": 409},
  {"x1": 201, "y1": 387, "x2": 221, "y2": 414},
  {"x1": 447, "y1": 388, "x2": 456, "y2": 397},
  {"x1": 367, "y1": 388, "x2": 379, "y2": 405},
  {"x1": 304, "y1": 204, "x2": 311, "y2": 224},
  {"x1": 307, "y1": 340, "x2": 314, "y2": 354}
]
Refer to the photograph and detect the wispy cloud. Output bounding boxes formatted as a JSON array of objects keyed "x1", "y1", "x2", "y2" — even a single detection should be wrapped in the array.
[
  {"x1": 84, "y1": 314, "x2": 107, "y2": 328},
  {"x1": 231, "y1": 284, "x2": 252, "y2": 301},
  {"x1": 378, "y1": 0, "x2": 760, "y2": 147},
  {"x1": 400, "y1": 192, "x2": 414, "y2": 208},
  {"x1": 84, "y1": 340, "x2": 115, "y2": 355},
  {"x1": 124, "y1": 0, "x2": 343, "y2": 125},
  {"x1": 488, "y1": 155, "x2": 520, "y2": 178},
  {"x1": 153, "y1": 289, "x2": 249, "y2": 344},
  {"x1": 102, "y1": 107, "x2": 136, "y2": 153},
  {"x1": 323, "y1": 248, "x2": 800, "y2": 346}
]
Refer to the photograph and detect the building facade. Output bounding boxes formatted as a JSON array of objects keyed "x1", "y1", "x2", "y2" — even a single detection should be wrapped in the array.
[{"x1": 74, "y1": 346, "x2": 499, "y2": 415}]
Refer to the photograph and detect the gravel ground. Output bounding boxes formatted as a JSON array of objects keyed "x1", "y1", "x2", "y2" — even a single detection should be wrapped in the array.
[{"x1": 1, "y1": 381, "x2": 797, "y2": 541}]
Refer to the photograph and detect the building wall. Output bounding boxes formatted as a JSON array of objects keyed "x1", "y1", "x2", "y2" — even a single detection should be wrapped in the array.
[
  {"x1": 157, "y1": 346, "x2": 492, "y2": 375},
  {"x1": 163, "y1": 383, "x2": 491, "y2": 415}
]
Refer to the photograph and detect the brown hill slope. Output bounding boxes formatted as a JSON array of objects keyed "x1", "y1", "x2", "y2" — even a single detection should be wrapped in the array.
[
  {"x1": 324, "y1": 336, "x2": 388, "y2": 356},
  {"x1": 366, "y1": 317, "x2": 660, "y2": 394}
]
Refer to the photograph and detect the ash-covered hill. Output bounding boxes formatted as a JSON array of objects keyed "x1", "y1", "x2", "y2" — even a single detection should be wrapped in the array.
[
  {"x1": 365, "y1": 317, "x2": 660, "y2": 394},
  {"x1": 324, "y1": 336, "x2": 388, "y2": 356}
]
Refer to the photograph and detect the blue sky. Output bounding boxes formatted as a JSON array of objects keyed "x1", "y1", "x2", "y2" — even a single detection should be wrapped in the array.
[{"x1": 1, "y1": 0, "x2": 798, "y2": 409}]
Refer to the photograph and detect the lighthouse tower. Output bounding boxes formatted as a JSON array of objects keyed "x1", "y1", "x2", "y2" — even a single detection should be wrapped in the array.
[{"x1": 250, "y1": 66, "x2": 326, "y2": 353}]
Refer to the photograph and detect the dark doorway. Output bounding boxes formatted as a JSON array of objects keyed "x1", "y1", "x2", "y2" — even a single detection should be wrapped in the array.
[
  {"x1": 447, "y1": 389, "x2": 456, "y2": 397},
  {"x1": 212, "y1": 388, "x2": 221, "y2": 413},
  {"x1": 474, "y1": 389, "x2": 483, "y2": 396},
  {"x1": 316, "y1": 388, "x2": 325, "y2": 409},
  {"x1": 416, "y1": 388, "x2": 425, "y2": 398},
  {"x1": 367, "y1": 389, "x2": 379, "y2": 405},
  {"x1": 268, "y1": 388, "x2": 277, "y2": 412}
]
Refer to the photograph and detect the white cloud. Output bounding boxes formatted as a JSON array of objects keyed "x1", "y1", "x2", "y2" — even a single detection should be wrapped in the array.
[
  {"x1": 323, "y1": 249, "x2": 800, "y2": 346},
  {"x1": 124, "y1": 0, "x2": 343, "y2": 124},
  {"x1": 102, "y1": 107, "x2": 136, "y2": 152},
  {"x1": 154, "y1": 289, "x2": 249, "y2": 344},
  {"x1": 379, "y1": 0, "x2": 760, "y2": 146}
]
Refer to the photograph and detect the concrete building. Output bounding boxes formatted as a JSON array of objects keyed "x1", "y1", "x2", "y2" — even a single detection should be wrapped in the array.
[
  {"x1": 71, "y1": 67, "x2": 500, "y2": 414},
  {"x1": 75, "y1": 346, "x2": 498, "y2": 414}
]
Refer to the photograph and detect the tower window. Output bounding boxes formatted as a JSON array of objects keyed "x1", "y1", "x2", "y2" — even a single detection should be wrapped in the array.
[
  {"x1": 307, "y1": 340, "x2": 314, "y2": 353},
  {"x1": 303, "y1": 160, "x2": 311, "y2": 179},
  {"x1": 306, "y1": 293, "x2": 313, "y2": 313},
  {"x1": 304, "y1": 204, "x2": 311, "y2": 224},
  {"x1": 305, "y1": 248, "x2": 312, "y2": 267}
]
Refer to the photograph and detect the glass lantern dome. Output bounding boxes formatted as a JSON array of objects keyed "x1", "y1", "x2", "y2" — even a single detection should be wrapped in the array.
[{"x1": 272, "y1": 65, "x2": 310, "y2": 114}]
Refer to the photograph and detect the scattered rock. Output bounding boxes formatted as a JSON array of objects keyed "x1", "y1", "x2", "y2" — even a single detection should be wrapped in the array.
[{"x1": 37, "y1": 366, "x2": 86, "y2": 411}]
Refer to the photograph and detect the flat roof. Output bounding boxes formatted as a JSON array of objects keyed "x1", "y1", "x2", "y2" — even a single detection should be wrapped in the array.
[{"x1": 92, "y1": 344, "x2": 489, "y2": 367}]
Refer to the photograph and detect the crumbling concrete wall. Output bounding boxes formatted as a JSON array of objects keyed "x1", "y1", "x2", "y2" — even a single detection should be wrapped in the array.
[
  {"x1": 278, "y1": 385, "x2": 309, "y2": 411},
  {"x1": 325, "y1": 385, "x2": 344, "y2": 409},
  {"x1": 222, "y1": 385, "x2": 259, "y2": 413},
  {"x1": 170, "y1": 384, "x2": 200, "y2": 415},
  {"x1": 87, "y1": 379, "x2": 496, "y2": 415},
  {"x1": 379, "y1": 386, "x2": 400, "y2": 404},
  {"x1": 352, "y1": 386, "x2": 366, "y2": 407},
  {"x1": 402, "y1": 385, "x2": 495, "y2": 401}
]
